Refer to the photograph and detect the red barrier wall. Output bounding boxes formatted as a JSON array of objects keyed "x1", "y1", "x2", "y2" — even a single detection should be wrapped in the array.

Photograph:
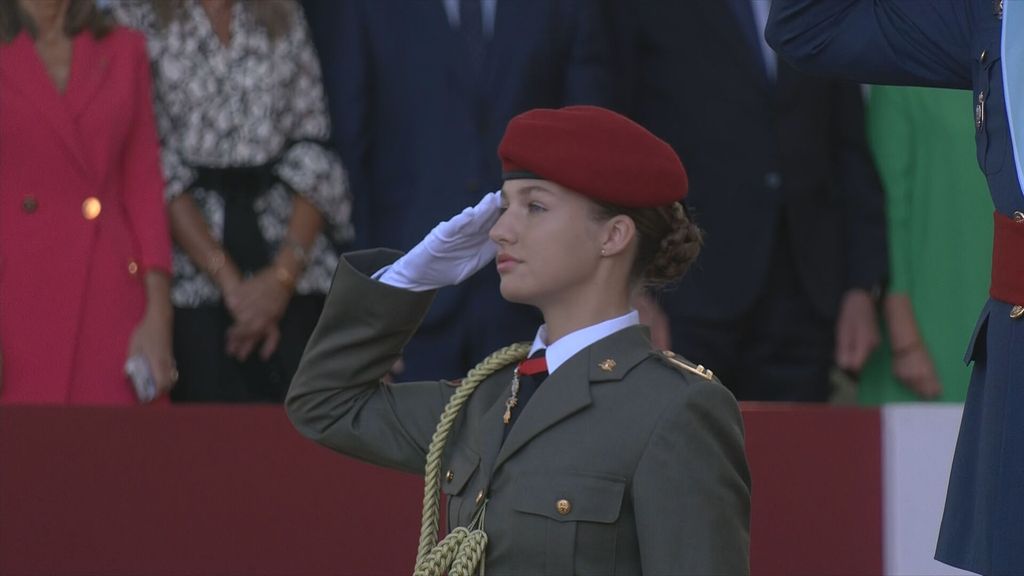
[
  {"x1": 0, "y1": 405, "x2": 880, "y2": 575},
  {"x1": 744, "y1": 404, "x2": 882, "y2": 576}
]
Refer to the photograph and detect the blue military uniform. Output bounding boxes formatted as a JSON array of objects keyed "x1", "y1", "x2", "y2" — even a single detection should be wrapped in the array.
[{"x1": 767, "y1": 2, "x2": 1024, "y2": 574}]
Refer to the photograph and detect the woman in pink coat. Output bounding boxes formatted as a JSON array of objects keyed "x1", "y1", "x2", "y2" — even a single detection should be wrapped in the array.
[{"x1": 0, "y1": 0, "x2": 175, "y2": 404}]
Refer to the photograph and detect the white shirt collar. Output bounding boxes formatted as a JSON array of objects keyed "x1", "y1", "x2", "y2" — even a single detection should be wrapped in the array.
[{"x1": 529, "y1": 311, "x2": 640, "y2": 374}]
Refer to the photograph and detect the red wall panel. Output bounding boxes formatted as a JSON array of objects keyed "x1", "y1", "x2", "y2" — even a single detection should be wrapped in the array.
[
  {"x1": 0, "y1": 406, "x2": 421, "y2": 576},
  {"x1": 744, "y1": 404, "x2": 883, "y2": 576},
  {"x1": 0, "y1": 404, "x2": 882, "y2": 575}
]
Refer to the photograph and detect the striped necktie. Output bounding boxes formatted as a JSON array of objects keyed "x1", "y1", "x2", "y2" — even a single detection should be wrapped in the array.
[{"x1": 460, "y1": 0, "x2": 487, "y2": 73}]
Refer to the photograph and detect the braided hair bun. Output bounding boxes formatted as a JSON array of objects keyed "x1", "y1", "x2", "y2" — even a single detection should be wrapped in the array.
[
  {"x1": 590, "y1": 200, "x2": 703, "y2": 289},
  {"x1": 642, "y1": 202, "x2": 703, "y2": 287}
]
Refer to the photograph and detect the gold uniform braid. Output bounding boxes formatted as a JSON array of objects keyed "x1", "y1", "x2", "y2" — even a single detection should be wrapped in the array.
[{"x1": 413, "y1": 342, "x2": 532, "y2": 576}]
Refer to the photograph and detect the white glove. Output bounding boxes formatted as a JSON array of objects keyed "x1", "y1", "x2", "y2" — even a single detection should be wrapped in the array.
[{"x1": 376, "y1": 191, "x2": 502, "y2": 291}]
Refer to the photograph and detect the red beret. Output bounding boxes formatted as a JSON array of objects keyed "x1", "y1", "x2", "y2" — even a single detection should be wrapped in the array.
[{"x1": 498, "y1": 105, "x2": 688, "y2": 207}]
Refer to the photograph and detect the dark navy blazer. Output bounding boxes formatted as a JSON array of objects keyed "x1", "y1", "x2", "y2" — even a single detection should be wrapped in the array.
[
  {"x1": 768, "y1": 2, "x2": 1024, "y2": 574},
  {"x1": 609, "y1": 0, "x2": 888, "y2": 322},
  {"x1": 306, "y1": 0, "x2": 609, "y2": 304}
]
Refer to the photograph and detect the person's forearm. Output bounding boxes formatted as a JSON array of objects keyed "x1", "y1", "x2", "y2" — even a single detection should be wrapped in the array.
[
  {"x1": 285, "y1": 249, "x2": 442, "y2": 475},
  {"x1": 168, "y1": 194, "x2": 240, "y2": 291},
  {"x1": 884, "y1": 293, "x2": 923, "y2": 352},
  {"x1": 832, "y1": 84, "x2": 889, "y2": 295},
  {"x1": 142, "y1": 270, "x2": 172, "y2": 320},
  {"x1": 271, "y1": 195, "x2": 324, "y2": 288}
]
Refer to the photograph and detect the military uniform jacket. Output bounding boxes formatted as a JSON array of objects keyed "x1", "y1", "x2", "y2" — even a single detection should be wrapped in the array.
[
  {"x1": 767, "y1": 3, "x2": 1024, "y2": 574},
  {"x1": 287, "y1": 250, "x2": 751, "y2": 576}
]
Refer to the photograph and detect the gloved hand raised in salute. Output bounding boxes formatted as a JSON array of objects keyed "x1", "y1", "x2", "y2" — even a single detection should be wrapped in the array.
[{"x1": 376, "y1": 191, "x2": 502, "y2": 290}]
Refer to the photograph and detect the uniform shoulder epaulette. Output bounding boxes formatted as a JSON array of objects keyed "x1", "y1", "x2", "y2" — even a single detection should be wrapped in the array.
[{"x1": 658, "y1": 350, "x2": 715, "y2": 381}]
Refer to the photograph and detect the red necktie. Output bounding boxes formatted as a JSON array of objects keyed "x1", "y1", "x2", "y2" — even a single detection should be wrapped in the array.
[{"x1": 503, "y1": 349, "x2": 548, "y2": 438}]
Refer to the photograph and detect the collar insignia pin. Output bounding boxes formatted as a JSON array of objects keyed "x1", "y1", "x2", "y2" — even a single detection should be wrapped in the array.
[{"x1": 598, "y1": 359, "x2": 616, "y2": 372}]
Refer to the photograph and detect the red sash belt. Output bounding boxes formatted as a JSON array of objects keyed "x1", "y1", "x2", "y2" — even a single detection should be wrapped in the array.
[{"x1": 990, "y1": 211, "x2": 1024, "y2": 305}]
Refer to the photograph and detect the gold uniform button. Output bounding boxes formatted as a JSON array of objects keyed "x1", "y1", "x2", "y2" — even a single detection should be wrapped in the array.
[
  {"x1": 1013, "y1": 211, "x2": 1024, "y2": 223},
  {"x1": 1011, "y1": 305, "x2": 1024, "y2": 320},
  {"x1": 22, "y1": 195, "x2": 38, "y2": 214},
  {"x1": 82, "y1": 197, "x2": 102, "y2": 220},
  {"x1": 128, "y1": 261, "x2": 139, "y2": 276},
  {"x1": 445, "y1": 470, "x2": 455, "y2": 483},
  {"x1": 475, "y1": 490, "x2": 485, "y2": 505},
  {"x1": 556, "y1": 499, "x2": 572, "y2": 516}
]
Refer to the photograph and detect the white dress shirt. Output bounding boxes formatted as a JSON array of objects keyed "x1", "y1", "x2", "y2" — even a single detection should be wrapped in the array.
[
  {"x1": 529, "y1": 311, "x2": 641, "y2": 374},
  {"x1": 750, "y1": 0, "x2": 777, "y2": 81},
  {"x1": 442, "y1": 0, "x2": 498, "y2": 38}
]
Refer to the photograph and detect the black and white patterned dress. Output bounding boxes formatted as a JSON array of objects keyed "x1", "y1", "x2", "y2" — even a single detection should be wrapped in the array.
[{"x1": 113, "y1": 0, "x2": 353, "y2": 308}]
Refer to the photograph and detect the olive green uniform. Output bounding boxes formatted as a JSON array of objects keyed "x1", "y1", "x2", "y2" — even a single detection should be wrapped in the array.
[{"x1": 287, "y1": 250, "x2": 751, "y2": 575}]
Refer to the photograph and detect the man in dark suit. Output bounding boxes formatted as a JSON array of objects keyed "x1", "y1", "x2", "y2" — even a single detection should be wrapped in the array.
[
  {"x1": 301, "y1": 0, "x2": 611, "y2": 380},
  {"x1": 767, "y1": 2, "x2": 1024, "y2": 573},
  {"x1": 608, "y1": 0, "x2": 888, "y2": 401}
]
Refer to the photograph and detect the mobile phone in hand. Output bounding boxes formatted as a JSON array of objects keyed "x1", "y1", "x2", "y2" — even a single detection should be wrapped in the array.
[{"x1": 124, "y1": 355, "x2": 158, "y2": 403}]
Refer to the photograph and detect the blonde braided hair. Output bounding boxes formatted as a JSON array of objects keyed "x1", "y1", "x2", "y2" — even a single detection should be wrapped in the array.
[{"x1": 413, "y1": 342, "x2": 531, "y2": 576}]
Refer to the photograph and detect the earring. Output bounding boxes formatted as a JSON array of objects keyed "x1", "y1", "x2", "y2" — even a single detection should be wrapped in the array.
[{"x1": 600, "y1": 248, "x2": 607, "y2": 256}]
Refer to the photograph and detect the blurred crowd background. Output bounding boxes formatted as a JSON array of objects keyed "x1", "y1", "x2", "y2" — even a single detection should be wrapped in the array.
[{"x1": 0, "y1": 0, "x2": 992, "y2": 407}]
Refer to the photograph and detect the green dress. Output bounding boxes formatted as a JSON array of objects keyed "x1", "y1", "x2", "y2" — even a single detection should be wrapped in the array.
[{"x1": 859, "y1": 87, "x2": 992, "y2": 404}]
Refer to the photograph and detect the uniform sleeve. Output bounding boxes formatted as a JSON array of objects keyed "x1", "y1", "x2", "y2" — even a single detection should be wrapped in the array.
[
  {"x1": 285, "y1": 249, "x2": 453, "y2": 475},
  {"x1": 272, "y1": 6, "x2": 355, "y2": 245},
  {"x1": 765, "y1": 0, "x2": 972, "y2": 89},
  {"x1": 632, "y1": 379, "x2": 751, "y2": 576},
  {"x1": 121, "y1": 33, "x2": 172, "y2": 275},
  {"x1": 867, "y1": 86, "x2": 916, "y2": 295},
  {"x1": 831, "y1": 83, "x2": 889, "y2": 293}
]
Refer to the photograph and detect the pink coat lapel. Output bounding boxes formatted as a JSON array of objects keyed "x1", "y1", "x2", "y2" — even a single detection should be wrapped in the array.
[
  {"x1": 0, "y1": 31, "x2": 108, "y2": 181},
  {"x1": 65, "y1": 31, "x2": 113, "y2": 123}
]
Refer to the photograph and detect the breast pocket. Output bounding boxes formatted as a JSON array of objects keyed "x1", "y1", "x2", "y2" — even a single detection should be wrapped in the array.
[
  {"x1": 513, "y1": 472, "x2": 626, "y2": 576},
  {"x1": 975, "y1": 49, "x2": 1009, "y2": 175},
  {"x1": 441, "y1": 448, "x2": 481, "y2": 530}
]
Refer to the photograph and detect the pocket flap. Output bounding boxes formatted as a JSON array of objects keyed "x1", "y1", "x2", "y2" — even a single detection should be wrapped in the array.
[
  {"x1": 441, "y1": 449, "x2": 480, "y2": 496},
  {"x1": 513, "y1": 472, "x2": 626, "y2": 523}
]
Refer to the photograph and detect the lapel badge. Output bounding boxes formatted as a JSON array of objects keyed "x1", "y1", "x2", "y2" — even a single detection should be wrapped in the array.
[{"x1": 598, "y1": 359, "x2": 617, "y2": 372}]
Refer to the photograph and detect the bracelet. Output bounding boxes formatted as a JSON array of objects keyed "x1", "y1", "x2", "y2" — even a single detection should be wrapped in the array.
[
  {"x1": 272, "y1": 265, "x2": 296, "y2": 291},
  {"x1": 891, "y1": 340, "x2": 923, "y2": 357},
  {"x1": 206, "y1": 249, "x2": 227, "y2": 278}
]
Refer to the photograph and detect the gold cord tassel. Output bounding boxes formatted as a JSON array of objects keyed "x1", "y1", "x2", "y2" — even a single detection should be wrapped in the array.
[{"x1": 412, "y1": 342, "x2": 530, "y2": 576}]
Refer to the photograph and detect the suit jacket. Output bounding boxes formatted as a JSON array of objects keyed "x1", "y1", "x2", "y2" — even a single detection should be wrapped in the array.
[
  {"x1": 767, "y1": 3, "x2": 1023, "y2": 574},
  {"x1": 286, "y1": 250, "x2": 751, "y2": 576},
  {"x1": 610, "y1": 0, "x2": 888, "y2": 321},
  {"x1": 304, "y1": 0, "x2": 611, "y2": 328},
  {"x1": 0, "y1": 28, "x2": 171, "y2": 404}
]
